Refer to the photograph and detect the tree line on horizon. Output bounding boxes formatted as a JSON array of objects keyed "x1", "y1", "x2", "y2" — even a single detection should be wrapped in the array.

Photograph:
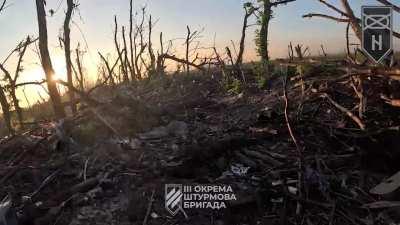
[{"x1": 0, "y1": 0, "x2": 399, "y2": 136}]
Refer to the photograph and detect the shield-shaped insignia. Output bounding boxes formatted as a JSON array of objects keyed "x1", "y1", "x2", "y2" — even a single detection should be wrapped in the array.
[
  {"x1": 362, "y1": 6, "x2": 393, "y2": 63},
  {"x1": 165, "y1": 184, "x2": 183, "y2": 216}
]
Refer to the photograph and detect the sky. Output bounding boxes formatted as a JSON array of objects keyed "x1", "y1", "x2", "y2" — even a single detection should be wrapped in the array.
[{"x1": 0, "y1": 0, "x2": 399, "y2": 106}]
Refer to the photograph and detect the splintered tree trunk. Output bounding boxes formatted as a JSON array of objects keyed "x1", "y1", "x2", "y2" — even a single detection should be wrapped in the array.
[
  {"x1": 35, "y1": 0, "x2": 65, "y2": 119},
  {"x1": 341, "y1": 0, "x2": 362, "y2": 40},
  {"x1": 340, "y1": 0, "x2": 362, "y2": 41},
  {"x1": 75, "y1": 48, "x2": 85, "y2": 91},
  {"x1": 0, "y1": 86, "x2": 13, "y2": 135},
  {"x1": 122, "y1": 26, "x2": 130, "y2": 79},
  {"x1": 185, "y1": 26, "x2": 190, "y2": 76},
  {"x1": 294, "y1": 44, "x2": 304, "y2": 59},
  {"x1": 12, "y1": 37, "x2": 31, "y2": 128},
  {"x1": 0, "y1": 64, "x2": 23, "y2": 127},
  {"x1": 114, "y1": 16, "x2": 129, "y2": 83},
  {"x1": 10, "y1": 89, "x2": 22, "y2": 126},
  {"x1": 64, "y1": 0, "x2": 76, "y2": 114},
  {"x1": 156, "y1": 32, "x2": 165, "y2": 75},
  {"x1": 236, "y1": 7, "x2": 252, "y2": 66},
  {"x1": 288, "y1": 42, "x2": 294, "y2": 61}
]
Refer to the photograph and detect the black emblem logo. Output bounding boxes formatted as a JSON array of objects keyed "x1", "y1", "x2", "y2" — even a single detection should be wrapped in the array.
[{"x1": 362, "y1": 6, "x2": 393, "y2": 63}]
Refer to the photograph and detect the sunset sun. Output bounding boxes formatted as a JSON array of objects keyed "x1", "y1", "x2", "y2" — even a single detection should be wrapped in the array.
[
  {"x1": 23, "y1": 56, "x2": 67, "y2": 82},
  {"x1": 51, "y1": 57, "x2": 67, "y2": 81}
]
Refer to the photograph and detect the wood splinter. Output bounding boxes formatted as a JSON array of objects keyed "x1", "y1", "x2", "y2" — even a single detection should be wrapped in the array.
[{"x1": 321, "y1": 93, "x2": 366, "y2": 130}]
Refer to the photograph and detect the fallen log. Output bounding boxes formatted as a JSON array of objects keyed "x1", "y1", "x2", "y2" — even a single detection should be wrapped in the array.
[
  {"x1": 51, "y1": 177, "x2": 99, "y2": 204},
  {"x1": 235, "y1": 151, "x2": 258, "y2": 168},
  {"x1": 243, "y1": 150, "x2": 283, "y2": 167}
]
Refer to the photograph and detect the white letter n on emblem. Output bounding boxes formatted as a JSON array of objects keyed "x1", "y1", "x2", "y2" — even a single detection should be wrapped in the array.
[{"x1": 372, "y1": 34, "x2": 383, "y2": 51}]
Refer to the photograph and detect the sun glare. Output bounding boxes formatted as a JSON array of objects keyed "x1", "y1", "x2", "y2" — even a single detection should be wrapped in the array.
[
  {"x1": 22, "y1": 56, "x2": 67, "y2": 83},
  {"x1": 52, "y1": 57, "x2": 67, "y2": 81}
]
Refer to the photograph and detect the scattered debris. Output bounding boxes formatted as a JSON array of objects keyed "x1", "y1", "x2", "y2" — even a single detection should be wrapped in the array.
[{"x1": 1, "y1": 62, "x2": 400, "y2": 225}]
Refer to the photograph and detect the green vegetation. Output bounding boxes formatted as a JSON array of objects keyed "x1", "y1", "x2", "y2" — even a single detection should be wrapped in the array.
[
  {"x1": 225, "y1": 77, "x2": 244, "y2": 95},
  {"x1": 252, "y1": 61, "x2": 271, "y2": 89}
]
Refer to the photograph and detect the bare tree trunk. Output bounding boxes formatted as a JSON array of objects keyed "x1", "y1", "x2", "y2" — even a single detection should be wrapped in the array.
[
  {"x1": 135, "y1": 44, "x2": 146, "y2": 80},
  {"x1": 75, "y1": 47, "x2": 85, "y2": 91},
  {"x1": 35, "y1": 0, "x2": 65, "y2": 119},
  {"x1": 129, "y1": 0, "x2": 136, "y2": 81},
  {"x1": 10, "y1": 90, "x2": 21, "y2": 126},
  {"x1": 260, "y1": 0, "x2": 271, "y2": 63},
  {"x1": 148, "y1": 15, "x2": 156, "y2": 76},
  {"x1": 135, "y1": 7, "x2": 146, "y2": 79},
  {"x1": 156, "y1": 32, "x2": 166, "y2": 75},
  {"x1": 12, "y1": 37, "x2": 31, "y2": 127},
  {"x1": 0, "y1": 63, "x2": 23, "y2": 128},
  {"x1": 340, "y1": 0, "x2": 361, "y2": 41},
  {"x1": 122, "y1": 26, "x2": 131, "y2": 80},
  {"x1": 236, "y1": 6, "x2": 253, "y2": 66},
  {"x1": 257, "y1": 0, "x2": 296, "y2": 64},
  {"x1": 98, "y1": 52, "x2": 118, "y2": 85},
  {"x1": 185, "y1": 26, "x2": 191, "y2": 76},
  {"x1": 133, "y1": 33, "x2": 139, "y2": 79},
  {"x1": 114, "y1": 16, "x2": 129, "y2": 83},
  {"x1": 0, "y1": 85, "x2": 13, "y2": 135},
  {"x1": 294, "y1": 44, "x2": 304, "y2": 59},
  {"x1": 0, "y1": 36, "x2": 32, "y2": 127},
  {"x1": 0, "y1": 0, "x2": 6, "y2": 14},
  {"x1": 346, "y1": 22, "x2": 352, "y2": 60},
  {"x1": 64, "y1": 0, "x2": 76, "y2": 114},
  {"x1": 288, "y1": 42, "x2": 294, "y2": 61},
  {"x1": 133, "y1": 32, "x2": 139, "y2": 79}
]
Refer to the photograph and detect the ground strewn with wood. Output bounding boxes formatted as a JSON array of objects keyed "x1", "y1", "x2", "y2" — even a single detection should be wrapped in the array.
[
  {"x1": 1, "y1": 0, "x2": 400, "y2": 224},
  {"x1": 1, "y1": 59, "x2": 400, "y2": 225}
]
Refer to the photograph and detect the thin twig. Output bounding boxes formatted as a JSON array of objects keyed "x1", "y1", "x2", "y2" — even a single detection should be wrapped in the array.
[
  {"x1": 283, "y1": 71, "x2": 301, "y2": 152},
  {"x1": 30, "y1": 169, "x2": 61, "y2": 200},
  {"x1": 321, "y1": 93, "x2": 366, "y2": 130},
  {"x1": 282, "y1": 70, "x2": 303, "y2": 217},
  {"x1": 142, "y1": 189, "x2": 155, "y2": 225},
  {"x1": 83, "y1": 157, "x2": 89, "y2": 181}
]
